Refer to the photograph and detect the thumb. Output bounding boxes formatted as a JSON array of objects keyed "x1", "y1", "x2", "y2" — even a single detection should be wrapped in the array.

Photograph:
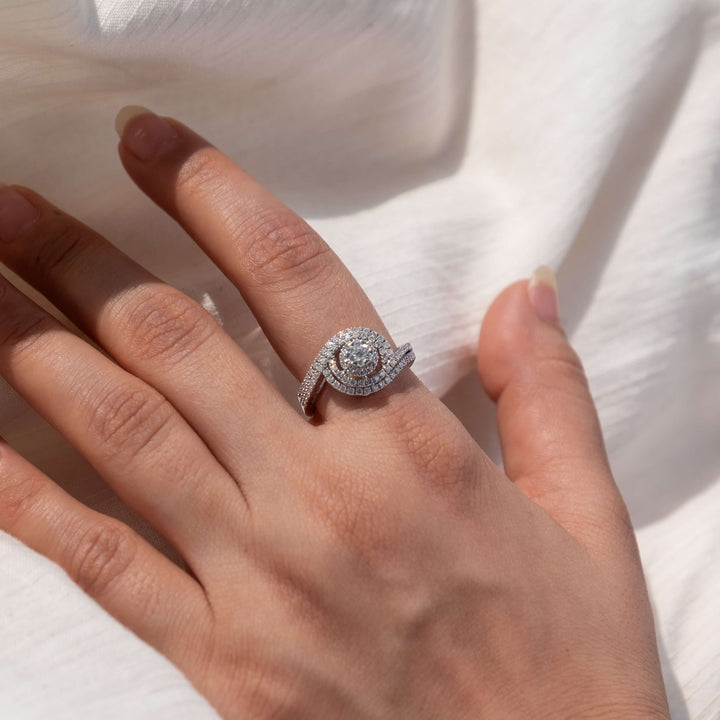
[{"x1": 477, "y1": 267, "x2": 633, "y2": 560}]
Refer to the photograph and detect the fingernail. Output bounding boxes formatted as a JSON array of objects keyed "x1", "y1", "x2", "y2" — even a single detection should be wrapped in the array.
[
  {"x1": 528, "y1": 265, "x2": 560, "y2": 325},
  {"x1": 115, "y1": 105, "x2": 180, "y2": 161},
  {"x1": 0, "y1": 186, "x2": 40, "y2": 242}
]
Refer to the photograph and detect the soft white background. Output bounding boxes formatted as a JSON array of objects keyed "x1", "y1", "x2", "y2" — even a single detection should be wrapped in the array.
[{"x1": 0, "y1": 0, "x2": 718, "y2": 717}]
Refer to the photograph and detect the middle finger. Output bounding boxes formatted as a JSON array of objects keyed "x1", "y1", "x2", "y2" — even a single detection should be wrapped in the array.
[{"x1": 0, "y1": 183, "x2": 303, "y2": 488}]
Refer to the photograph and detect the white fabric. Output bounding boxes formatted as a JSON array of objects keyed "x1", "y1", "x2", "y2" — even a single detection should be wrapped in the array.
[{"x1": 0, "y1": 0, "x2": 718, "y2": 717}]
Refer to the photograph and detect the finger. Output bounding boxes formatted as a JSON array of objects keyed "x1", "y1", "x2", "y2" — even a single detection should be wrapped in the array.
[
  {"x1": 476, "y1": 267, "x2": 635, "y2": 559},
  {"x1": 0, "y1": 183, "x2": 302, "y2": 486},
  {"x1": 115, "y1": 106, "x2": 426, "y2": 419},
  {"x1": 0, "y1": 436, "x2": 210, "y2": 655},
  {"x1": 0, "y1": 272, "x2": 244, "y2": 573}
]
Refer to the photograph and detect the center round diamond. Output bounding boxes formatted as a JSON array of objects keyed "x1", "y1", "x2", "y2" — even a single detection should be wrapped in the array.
[{"x1": 339, "y1": 339, "x2": 378, "y2": 376}]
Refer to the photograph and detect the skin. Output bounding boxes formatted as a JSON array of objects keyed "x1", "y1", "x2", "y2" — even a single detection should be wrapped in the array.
[{"x1": 0, "y1": 111, "x2": 670, "y2": 719}]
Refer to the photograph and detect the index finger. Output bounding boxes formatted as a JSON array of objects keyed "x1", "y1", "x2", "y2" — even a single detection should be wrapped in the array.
[{"x1": 115, "y1": 107, "x2": 426, "y2": 419}]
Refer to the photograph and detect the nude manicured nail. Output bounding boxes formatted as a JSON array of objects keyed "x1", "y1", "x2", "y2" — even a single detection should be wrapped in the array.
[
  {"x1": 0, "y1": 186, "x2": 39, "y2": 242},
  {"x1": 528, "y1": 265, "x2": 560, "y2": 325},
  {"x1": 115, "y1": 105, "x2": 180, "y2": 161}
]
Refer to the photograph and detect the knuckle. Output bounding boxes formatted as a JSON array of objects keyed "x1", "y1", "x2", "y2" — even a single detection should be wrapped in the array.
[
  {"x1": 307, "y1": 404, "x2": 484, "y2": 559},
  {"x1": 298, "y1": 443, "x2": 399, "y2": 563},
  {"x1": 70, "y1": 521, "x2": 137, "y2": 597},
  {"x1": 84, "y1": 384, "x2": 175, "y2": 459},
  {"x1": 120, "y1": 288, "x2": 217, "y2": 367},
  {"x1": 32, "y1": 222, "x2": 88, "y2": 275},
  {"x1": 174, "y1": 148, "x2": 225, "y2": 197},
  {"x1": 536, "y1": 344, "x2": 589, "y2": 390},
  {"x1": 240, "y1": 210, "x2": 332, "y2": 293},
  {"x1": 605, "y1": 492, "x2": 636, "y2": 545},
  {"x1": 327, "y1": 476, "x2": 394, "y2": 562},
  {"x1": 390, "y1": 403, "x2": 477, "y2": 494},
  {"x1": 0, "y1": 460, "x2": 46, "y2": 529},
  {"x1": 0, "y1": 294, "x2": 56, "y2": 360}
]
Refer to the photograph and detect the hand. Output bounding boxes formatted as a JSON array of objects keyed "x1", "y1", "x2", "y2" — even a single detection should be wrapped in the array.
[{"x1": 0, "y1": 108, "x2": 669, "y2": 719}]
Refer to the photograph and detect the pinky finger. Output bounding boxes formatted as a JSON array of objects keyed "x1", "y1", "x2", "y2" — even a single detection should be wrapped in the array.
[{"x1": 0, "y1": 437, "x2": 210, "y2": 655}]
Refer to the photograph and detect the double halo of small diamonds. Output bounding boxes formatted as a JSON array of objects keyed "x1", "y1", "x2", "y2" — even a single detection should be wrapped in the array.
[{"x1": 298, "y1": 327, "x2": 415, "y2": 418}]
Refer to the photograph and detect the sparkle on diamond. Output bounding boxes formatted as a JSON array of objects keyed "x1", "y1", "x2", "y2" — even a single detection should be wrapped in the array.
[{"x1": 338, "y1": 339, "x2": 379, "y2": 377}]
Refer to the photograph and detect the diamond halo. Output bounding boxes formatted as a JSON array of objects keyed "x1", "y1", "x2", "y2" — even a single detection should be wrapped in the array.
[{"x1": 298, "y1": 327, "x2": 415, "y2": 418}]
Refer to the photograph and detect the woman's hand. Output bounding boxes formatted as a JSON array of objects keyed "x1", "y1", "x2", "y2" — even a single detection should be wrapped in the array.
[{"x1": 0, "y1": 108, "x2": 669, "y2": 719}]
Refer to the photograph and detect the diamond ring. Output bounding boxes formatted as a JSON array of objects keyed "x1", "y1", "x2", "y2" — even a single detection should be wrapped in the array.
[{"x1": 298, "y1": 327, "x2": 415, "y2": 419}]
